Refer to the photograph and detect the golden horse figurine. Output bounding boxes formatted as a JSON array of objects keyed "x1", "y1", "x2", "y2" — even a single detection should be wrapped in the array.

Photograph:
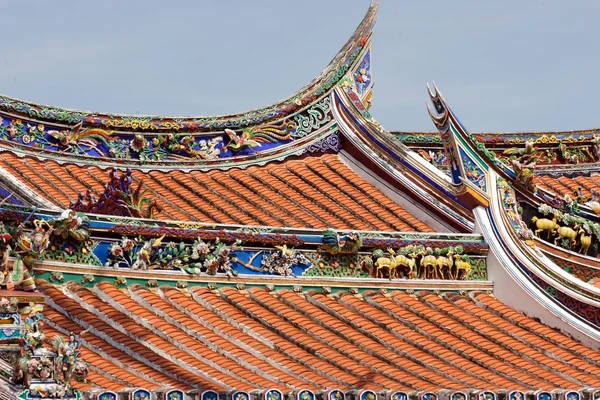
[
  {"x1": 374, "y1": 248, "x2": 397, "y2": 279},
  {"x1": 390, "y1": 250, "x2": 418, "y2": 279},
  {"x1": 578, "y1": 228, "x2": 592, "y2": 255},
  {"x1": 435, "y1": 250, "x2": 454, "y2": 279},
  {"x1": 453, "y1": 254, "x2": 471, "y2": 280},
  {"x1": 553, "y1": 225, "x2": 579, "y2": 248},
  {"x1": 531, "y1": 214, "x2": 558, "y2": 239},
  {"x1": 420, "y1": 253, "x2": 438, "y2": 279}
]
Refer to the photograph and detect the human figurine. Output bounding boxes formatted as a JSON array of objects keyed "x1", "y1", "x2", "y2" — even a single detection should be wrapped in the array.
[
  {"x1": 23, "y1": 308, "x2": 45, "y2": 355},
  {"x1": 56, "y1": 331, "x2": 84, "y2": 386}
]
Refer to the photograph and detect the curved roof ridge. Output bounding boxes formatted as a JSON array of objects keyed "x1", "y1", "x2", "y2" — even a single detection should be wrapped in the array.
[{"x1": 0, "y1": 1, "x2": 378, "y2": 132}]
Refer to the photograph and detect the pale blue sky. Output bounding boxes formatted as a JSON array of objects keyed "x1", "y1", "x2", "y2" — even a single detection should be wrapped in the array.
[{"x1": 2, "y1": 1, "x2": 598, "y2": 132}]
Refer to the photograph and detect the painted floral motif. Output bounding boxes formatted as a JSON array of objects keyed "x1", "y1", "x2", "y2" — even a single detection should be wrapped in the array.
[
  {"x1": 460, "y1": 149, "x2": 486, "y2": 192},
  {"x1": 146, "y1": 279, "x2": 158, "y2": 288},
  {"x1": 98, "y1": 393, "x2": 117, "y2": 400},
  {"x1": 0, "y1": 118, "x2": 115, "y2": 156},
  {"x1": 260, "y1": 245, "x2": 312, "y2": 276},
  {"x1": 353, "y1": 49, "x2": 372, "y2": 97},
  {"x1": 418, "y1": 149, "x2": 449, "y2": 168},
  {"x1": 106, "y1": 236, "x2": 241, "y2": 277}
]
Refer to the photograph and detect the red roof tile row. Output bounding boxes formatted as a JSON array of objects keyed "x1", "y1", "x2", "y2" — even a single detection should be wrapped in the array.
[
  {"x1": 0, "y1": 153, "x2": 432, "y2": 232},
  {"x1": 535, "y1": 175, "x2": 600, "y2": 200},
  {"x1": 36, "y1": 279, "x2": 600, "y2": 394}
]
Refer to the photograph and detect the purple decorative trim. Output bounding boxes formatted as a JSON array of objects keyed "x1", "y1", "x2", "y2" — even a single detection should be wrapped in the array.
[{"x1": 305, "y1": 131, "x2": 341, "y2": 154}]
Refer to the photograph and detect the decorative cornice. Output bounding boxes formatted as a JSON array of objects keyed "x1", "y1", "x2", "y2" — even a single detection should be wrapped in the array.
[{"x1": 0, "y1": 2, "x2": 377, "y2": 134}]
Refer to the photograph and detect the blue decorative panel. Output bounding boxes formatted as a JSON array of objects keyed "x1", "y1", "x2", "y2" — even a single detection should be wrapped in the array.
[
  {"x1": 479, "y1": 392, "x2": 495, "y2": 400},
  {"x1": 422, "y1": 393, "x2": 437, "y2": 400},
  {"x1": 265, "y1": 389, "x2": 283, "y2": 400},
  {"x1": 451, "y1": 393, "x2": 467, "y2": 400},
  {"x1": 329, "y1": 390, "x2": 345, "y2": 400},
  {"x1": 0, "y1": 323, "x2": 21, "y2": 340},
  {"x1": 360, "y1": 391, "x2": 376, "y2": 400},
  {"x1": 440, "y1": 130, "x2": 461, "y2": 185},
  {"x1": 537, "y1": 393, "x2": 551, "y2": 400},
  {"x1": 232, "y1": 392, "x2": 250, "y2": 400},
  {"x1": 201, "y1": 391, "x2": 218, "y2": 400},
  {"x1": 390, "y1": 392, "x2": 408, "y2": 400},
  {"x1": 353, "y1": 48, "x2": 372, "y2": 98},
  {"x1": 131, "y1": 389, "x2": 151, "y2": 400},
  {"x1": 297, "y1": 390, "x2": 315, "y2": 400},
  {"x1": 509, "y1": 392, "x2": 525, "y2": 400},
  {"x1": 593, "y1": 391, "x2": 600, "y2": 400},
  {"x1": 98, "y1": 392, "x2": 117, "y2": 400},
  {"x1": 565, "y1": 392, "x2": 579, "y2": 400},
  {"x1": 459, "y1": 148, "x2": 486, "y2": 192},
  {"x1": 167, "y1": 390, "x2": 185, "y2": 400}
]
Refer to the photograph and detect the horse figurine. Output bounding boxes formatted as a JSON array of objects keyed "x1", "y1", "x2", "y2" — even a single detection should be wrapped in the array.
[
  {"x1": 453, "y1": 254, "x2": 471, "y2": 280},
  {"x1": 531, "y1": 214, "x2": 558, "y2": 239},
  {"x1": 578, "y1": 227, "x2": 593, "y2": 255},
  {"x1": 374, "y1": 248, "x2": 397, "y2": 279},
  {"x1": 435, "y1": 250, "x2": 454, "y2": 279},
  {"x1": 420, "y1": 252, "x2": 438, "y2": 279},
  {"x1": 392, "y1": 250, "x2": 419, "y2": 279},
  {"x1": 553, "y1": 224, "x2": 579, "y2": 248}
]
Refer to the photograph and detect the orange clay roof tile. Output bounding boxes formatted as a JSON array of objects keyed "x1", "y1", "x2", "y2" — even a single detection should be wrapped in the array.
[
  {"x1": 1, "y1": 153, "x2": 432, "y2": 232},
  {"x1": 38, "y1": 278, "x2": 600, "y2": 393}
]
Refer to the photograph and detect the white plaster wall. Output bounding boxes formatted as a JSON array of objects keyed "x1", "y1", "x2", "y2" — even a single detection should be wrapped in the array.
[{"x1": 477, "y1": 210, "x2": 600, "y2": 350}]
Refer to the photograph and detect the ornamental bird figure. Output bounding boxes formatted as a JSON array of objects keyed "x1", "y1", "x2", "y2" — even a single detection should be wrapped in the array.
[
  {"x1": 503, "y1": 139, "x2": 538, "y2": 163},
  {"x1": 47, "y1": 121, "x2": 115, "y2": 155},
  {"x1": 222, "y1": 120, "x2": 297, "y2": 153}
]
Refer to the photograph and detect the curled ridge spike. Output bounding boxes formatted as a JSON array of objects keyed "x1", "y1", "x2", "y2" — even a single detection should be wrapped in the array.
[{"x1": 426, "y1": 82, "x2": 449, "y2": 129}]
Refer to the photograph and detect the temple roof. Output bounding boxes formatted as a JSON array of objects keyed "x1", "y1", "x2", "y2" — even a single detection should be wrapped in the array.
[
  {"x1": 0, "y1": 3, "x2": 377, "y2": 134},
  {"x1": 39, "y1": 279, "x2": 600, "y2": 394},
  {"x1": 535, "y1": 175, "x2": 600, "y2": 199},
  {"x1": 0, "y1": 152, "x2": 431, "y2": 232}
]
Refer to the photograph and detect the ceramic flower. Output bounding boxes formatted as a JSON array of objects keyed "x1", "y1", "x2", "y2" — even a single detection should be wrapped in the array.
[
  {"x1": 110, "y1": 244, "x2": 123, "y2": 257},
  {"x1": 122, "y1": 238, "x2": 135, "y2": 251},
  {"x1": 131, "y1": 134, "x2": 146, "y2": 152}
]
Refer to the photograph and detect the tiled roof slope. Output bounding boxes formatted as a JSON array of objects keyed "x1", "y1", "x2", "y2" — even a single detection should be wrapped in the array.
[
  {"x1": 0, "y1": 153, "x2": 431, "y2": 232},
  {"x1": 37, "y1": 279, "x2": 600, "y2": 394},
  {"x1": 535, "y1": 175, "x2": 600, "y2": 199}
]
